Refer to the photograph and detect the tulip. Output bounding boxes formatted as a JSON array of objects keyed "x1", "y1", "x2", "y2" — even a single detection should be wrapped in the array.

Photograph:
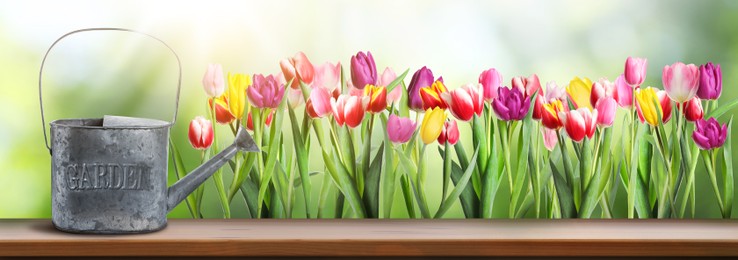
[
  {"x1": 280, "y1": 51, "x2": 315, "y2": 89},
  {"x1": 558, "y1": 108, "x2": 598, "y2": 143},
  {"x1": 420, "y1": 107, "x2": 447, "y2": 144},
  {"x1": 438, "y1": 120, "x2": 460, "y2": 145},
  {"x1": 566, "y1": 77, "x2": 593, "y2": 110},
  {"x1": 534, "y1": 81, "x2": 567, "y2": 120},
  {"x1": 492, "y1": 87, "x2": 531, "y2": 121},
  {"x1": 227, "y1": 73, "x2": 249, "y2": 119},
  {"x1": 512, "y1": 74, "x2": 541, "y2": 97},
  {"x1": 635, "y1": 87, "x2": 672, "y2": 126},
  {"x1": 683, "y1": 97, "x2": 704, "y2": 122},
  {"x1": 248, "y1": 74, "x2": 286, "y2": 109},
  {"x1": 379, "y1": 67, "x2": 402, "y2": 106},
  {"x1": 387, "y1": 114, "x2": 417, "y2": 144},
  {"x1": 692, "y1": 117, "x2": 728, "y2": 150},
  {"x1": 540, "y1": 99, "x2": 566, "y2": 129},
  {"x1": 313, "y1": 62, "x2": 341, "y2": 93},
  {"x1": 595, "y1": 97, "x2": 617, "y2": 127},
  {"x1": 208, "y1": 95, "x2": 235, "y2": 124},
  {"x1": 246, "y1": 110, "x2": 274, "y2": 131},
  {"x1": 306, "y1": 87, "x2": 333, "y2": 118},
  {"x1": 663, "y1": 62, "x2": 700, "y2": 103},
  {"x1": 407, "y1": 66, "x2": 439, "y2": 111},
  {"x1": 202, "y1": 64, "x2": 225, "y2": 97},
  {"x1": 697, "y1": 62, "x2": 722, "y2": 100},
  {"x1": 532, "y1": 94, "x2": 545, "y2": 120},
  {"x1": 624, "y1": 56, "x2": 647, "y2": 87},
  {"x1": 542, "y1": 127, "x2": 558, "y2": 151},
  {"x1": 590, "y1": 78, "x2": 615, "y2": 108},
  {"x1": 613, "y1": 74, "x2": 633, "y2": 108},
  {"x1": 479, "y1": 68, "x2": 502, "y2": 102},
  {"x1": 350, "y1": 51, "x2": 377, "y2": 90},
  {"x1": 331, "y1": 94, "x2": 369, "y2": 128},
  {"x1": 364, "y1": 84, "x2": 387, "y2": 114},
  {"x1": 287, "y1": 88, "x2": 304, "y2": 108},
  {"x1": 441, "y1": 83, "x2": 484, "y2": 122},
  {"x1": 419, "y1": 80, "x2": 448, "y2": 110},
  {"x1": 189, "y1": 116, "x2": 214, "y2": 150}
]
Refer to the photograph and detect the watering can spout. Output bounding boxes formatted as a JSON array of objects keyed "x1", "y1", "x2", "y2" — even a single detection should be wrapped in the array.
[{"x1": 166, "y1": 129, "x2": 259, "y2": 212}]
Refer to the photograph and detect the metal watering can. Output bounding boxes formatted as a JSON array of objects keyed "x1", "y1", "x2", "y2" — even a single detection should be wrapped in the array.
[{"x1": 39, "y1": 28, "x2": 259, "y2": 234}]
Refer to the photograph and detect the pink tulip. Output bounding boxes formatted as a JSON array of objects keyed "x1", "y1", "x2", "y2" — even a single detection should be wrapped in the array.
[
  {"x1": 188, "y1": 116, "x2": 214, "y2": 150},
  {"x1": 512, "y1": 74, "x2": 541, "y2": 97},
  {"x1": 542, "y1": 127, "x2": 558, "y2": 151},
  {"x1": 280, "y1": 51, "x2": 315, "y2": 89},
  {"x1": 202, "y1": 64, "x2": 225, "y2": 97},
  {"x1": 543, "y1": 81, "x2": 567, "y2": 102},
  {"x1": 663, "y1": 62, "x2": 700, "y2": 103},
  {"x1": 378, "y1": 67, "x2": 402, "y2": 106},
  {"x1": 437, "y1": 120, "x2": 460, "y2": 145},
  {"x1": 683, "y1": 97, "x2": 704, "y2": 122},
  {"x1": 624, "y1": 56, "x2": 647, "y2": 87},
  {"x1": 558, "y1": 108, "x2": 598, "y2": 143},
  {"x1": 387, "y1": 114, "x2": 417, "y2": 144},
  {"x1": 594, "y1": 97, "x2": 616, "y2": 127},
  {"x1": 612, "y1": 74, "x2": 633, "y2": 108},
  {"x1": 331, "y1": 94, "x2": 369, "y2": 128},
  {"x1": 287, "y1": 88, "x2": 304, "y2": 108},
  {"x1": 248, "y1": 74, "x2": 286, "y2": 109},
  {"x1": 590, "y1": 78, "x2": 615, "y2": 108},
  {"x1": 313, "y1": 62, "x2": 341, "y2": 93},
  {"x1": 479, "y1": 68, "x2": 502, "y2": 102},
  {"x1": 441, "y1": 83, "x2": 484, "y2": 122},
  {"x1": 307, "y1": 87, "x2": 333, "y2": 118}
]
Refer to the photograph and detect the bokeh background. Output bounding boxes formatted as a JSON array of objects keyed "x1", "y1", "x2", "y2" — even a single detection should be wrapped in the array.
[{"x1": 1, "y1": 0, "x2": 737, "y2": 218}]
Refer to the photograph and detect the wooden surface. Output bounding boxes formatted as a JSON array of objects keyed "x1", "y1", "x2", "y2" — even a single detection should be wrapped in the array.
[{"x1": 1, "y1": 219, "x2": 737, "y2": 257}]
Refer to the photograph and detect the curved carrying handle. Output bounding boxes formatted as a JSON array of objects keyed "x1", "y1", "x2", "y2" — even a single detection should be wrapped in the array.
[{"x1": 38, "y1": 28, "x2": 182, "y2": 154}]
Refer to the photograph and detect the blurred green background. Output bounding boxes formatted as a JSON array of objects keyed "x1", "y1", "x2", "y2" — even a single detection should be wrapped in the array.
[{"x1": 1, "y1": 0, "x2": 737, "y2": 218}]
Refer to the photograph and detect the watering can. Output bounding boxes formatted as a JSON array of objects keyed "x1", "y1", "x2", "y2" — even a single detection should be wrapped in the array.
[{"x1": 38, "y1": 28, "x2": 259, "y2": 234}]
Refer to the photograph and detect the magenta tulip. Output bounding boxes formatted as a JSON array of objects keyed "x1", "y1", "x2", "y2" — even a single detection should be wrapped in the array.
[
  {"x1": 624, "y1": 56, "x2": 647, "y2": 87},
  {"x1": 697, "y1": 62, "x2": 722, "y2": 100},
  {"x1": 479, "y1": 68, "x2": 502, "y2": 102},
  {"x1": 387, "y1": 114, "x2": 416, "y2": 144},
  {"x1": 350, "y1": 51, "x2": 377, "y2": 90},
  {"x1": 663, "y1": 62, "x2": 700, "y2": 103},
  {"x1": 248, "y1": 74, "x2": 286, "y2": 109},
  {"x1": 492, "y1": 87, "x2": 530, "y2": 121},
  {"x1": 692, "y1": 117, "x2": 728, "y2": 150}
]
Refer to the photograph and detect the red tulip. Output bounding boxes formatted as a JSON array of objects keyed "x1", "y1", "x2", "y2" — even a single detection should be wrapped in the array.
[
  {"x1": 331, "y1": 94, "x2": 369, "y2": 128},
  {"x1": 441, "y1": 83, "x2": 483, "y2": 122},
  {"x1": 437, "y1": 120, "x2": 460, "y2": 145},
  {"x1": 419, "y1": 80, "x2": 448, "y2": 110},
  {"x1": 558, "y1": 108, "x2": 597, "y2": 143},
  {"x1": 280, "y1": 51, "x2": 315, "y2": 89},
  {"x1": 541, "y1": 99, "x2": 566, "y2": 129},
  {"x1": 364, "y1": 85, "x2": 387, "y2": 114},
  {"x1": 246, "y1": 110, "x2": 274, "y2": 131},
  {"x1": 208, "y1": 96, "x2": 235, "y2": 124},
  {"x1": 683, "y1": 97, "x2": 704, "y2": 122},
  {"x1": 636, "y1": 89, "x2": 673, "y2": 124},
  {"x1": 189, "y1": 116, "x2": 214, "y2": 150}
]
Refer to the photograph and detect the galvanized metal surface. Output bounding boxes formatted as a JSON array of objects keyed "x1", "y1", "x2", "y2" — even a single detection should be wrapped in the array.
[{"x1": 40, "y1": 28, "x2": 259, "y2": 234}]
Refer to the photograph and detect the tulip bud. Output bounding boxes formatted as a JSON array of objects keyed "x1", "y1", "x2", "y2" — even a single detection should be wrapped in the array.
[
  {"x1": 364, "y1": 85, "x2": 387, "y2": 114},
  {"x1": 331, "y1": 94, "x2": 369, "y2": 128},
  {"x1": 189, "y1": 116, "x2": 214, "y2": 150},
  {"x1": 280, "y1": 52, "x2": 315, "y2": 89},
  {"x1": 511, "y1": 74, "x2": 541, "y2": 98},
  {"x1": 624, "y1": 56, "x2": 647, "y2": 87},
  {"x1": 420, "y1": 107, "x2": 447, "y2": 145},
  {"x1": 683, "y1": 98, "x2": 704, "y2": 122},
  {"x1": 441, "y1": 83, "x2": 484, "y2": 122},
  {"x1": 387, "y1": 114, "x2": 417, "y2": 144},
  {"x1": 246, "y1": 110, "x2": 274, "y2": 131},
  {"x1": 407, "y1": 66, "x2": 438, "y2": 111},
  {"x1": 697, "y1": 62, "x2": 722, "y2": 100},
  {"x1": 479, "y1": 68, "x2": 502, "y2": 102},
  {"x1": 208, "y1": 96, "x2": 235, "y2": 124},
  {"x1": 437, "y1": 120, "x2": 459, "y2": 145},
  {"x1": 350, "y1": 51, "x2": 378, "y2": 90},
  {"x1": 613, "y1": 74, "x2": 633, "y2": 108},
  {"x1": 663, "y1": 62, "x2": 700, "y2": 103},
  {"x1": 202, "y1": 64, "x2": 225, "y2": 97},
  {"x1": 558, "y1": 108, "x2": 597, "y2": 143}
]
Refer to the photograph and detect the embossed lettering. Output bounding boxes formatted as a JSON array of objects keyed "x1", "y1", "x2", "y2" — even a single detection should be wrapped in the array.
[{"x1": 62, "y1": 163, "x2": 149, "y2": 191}]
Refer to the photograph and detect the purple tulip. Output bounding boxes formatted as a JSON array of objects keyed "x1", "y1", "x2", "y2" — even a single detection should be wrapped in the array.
[
  {"x1": 697, "y1": 62, "x2": 722, "y2": 100},
  {"x1": 407, "y1": 66, "x2": 442, "y2": 111},
  {"x1": 492, "y1": 87, "x2": 530, "y2": 121},
  {"x1": 692, "y1": 117, "x2": 728, "y2": 150},
  {"x1": 350, "y1": 51, "x2": 377, "y2": 90}
]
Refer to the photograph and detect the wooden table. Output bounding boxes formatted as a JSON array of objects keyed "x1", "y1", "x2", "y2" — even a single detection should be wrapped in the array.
[{"x1": 0, "y1": 219, "x2": 737, "y2": 257}]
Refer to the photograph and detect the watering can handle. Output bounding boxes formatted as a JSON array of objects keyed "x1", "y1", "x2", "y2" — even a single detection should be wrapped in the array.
[{"x1": 38, "y1": 28, "x2": 182, "y2": 153}]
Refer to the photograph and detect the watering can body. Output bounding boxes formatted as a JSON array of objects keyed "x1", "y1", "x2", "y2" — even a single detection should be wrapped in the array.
[{"x1": 40, "y1": 28, "x2": 259, "y2": 234}]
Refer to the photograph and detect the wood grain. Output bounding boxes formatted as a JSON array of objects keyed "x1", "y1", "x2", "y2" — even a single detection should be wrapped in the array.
[{"x1": 0, "y1": 219, "x2": 737, "y2": 257}]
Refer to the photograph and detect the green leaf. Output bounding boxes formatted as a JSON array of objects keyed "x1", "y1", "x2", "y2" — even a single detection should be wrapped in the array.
[
  {"x1": 385, "y1": 68, "x2": 409, "y2": 93},
  {"x1": 708, "y1": 97, "x2": 738, "y2": 119},
  {"x1": 168, "y1": 139, "x2": 197, "y2": 218},
  {"x1": 288, "y1": 106, "x2": 312, "y2": 218},
  {"x1": 722, "y1": 117, "x2": 734, "y2": 218},
  {"x1": 434, "y1": 146, "x2": 480, "y2": 218},
  {"x1": 550, "y1": 158, "x2": 575, "y2": 218},
  {"x1": 362, "y1": 143, "x2": 384, "y2": 218},
  {"x1": 450, "y1": 162, "x2": 480, "y2": 218},
  {"x1": 400, "y1": 173, "x2": 416, "y2": 218},
  {"x1": 239, "y1": 172, "x2": 260, "y2": 218}
]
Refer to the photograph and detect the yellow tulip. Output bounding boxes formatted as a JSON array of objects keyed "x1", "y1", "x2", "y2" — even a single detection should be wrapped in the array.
[
  {"x1": 227, "y1": 73, "x2": 250, "y2": 119},
  {"x1": 566, "y1": 77, "x2": 593, "y2": 110},
  {"x1": 635, "y1": 87, "x2": 662, "y2": 126},
  {"x1": 420, "y1": 107, "x2": 447, "y2": 145}
]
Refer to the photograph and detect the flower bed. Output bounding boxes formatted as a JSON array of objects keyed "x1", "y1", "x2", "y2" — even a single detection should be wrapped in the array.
[{"x1": 173, "y1": 52, "x2": 736, "y2": 219}]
